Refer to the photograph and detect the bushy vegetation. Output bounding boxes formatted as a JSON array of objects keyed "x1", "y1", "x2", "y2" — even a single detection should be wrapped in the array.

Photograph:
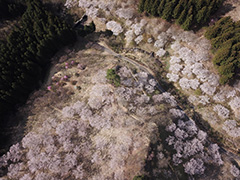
[
  {"x1": 138, "y1": 0, "x2": 224, "y2": 30},
  {"x1": 133, "y1": 175, "x2": 148, "y2": 180},
  {"x1": 106, "y1": 69, "x2": 121, "y2": 87},
  {"x1": 205, "y1": 17, "x2": 240, "y2": 84},
  {"x1": 106, "y1": 31, "x2": 125, "y2": 53},
  {"x1": 0, "y1": 0, "x2": 76, "y2": 116},
  {"x1": 0, "y1": 0, "x2": 26, "y2": 20},
  {"x1": 77, "y1": 21, "x2": 96, "y2": 37}
]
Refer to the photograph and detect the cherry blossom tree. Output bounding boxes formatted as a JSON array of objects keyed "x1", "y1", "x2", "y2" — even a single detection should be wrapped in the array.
[
  {"x1": 135, "y1": 35, "x2": 143, "y2": 44},
  {"x1": 156, "y1": 48, "x2": 166, "y2": 57},
  {"x1": 115, "y1": 8, "x2": 134, "y2": 20},
  {"x1": 213, "y1": 104, "x2": 230, "y2": 119},
  {"x1": 106, "y1": 21, "x2": 123, "y2": 36},
  {"x1": 230, "y1": 164, "x2": 240, "y2": 178},
  {"x1": 184, "y1": 158, "x2": 205, "y2": 175},
  {"x1": 222, "y1": 120, "x2": 240, "y2": 138},
  {"x1": 200, "y1": 82, "x2": 216, "y2": 96},
  {"x1": 167, "y1": 73, "x2": 179, "y2": 82}
]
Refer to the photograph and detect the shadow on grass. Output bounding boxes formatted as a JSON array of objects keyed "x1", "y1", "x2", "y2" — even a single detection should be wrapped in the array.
[{"x1": 144, "y1": 125, "x2": 187, "y2": 180}]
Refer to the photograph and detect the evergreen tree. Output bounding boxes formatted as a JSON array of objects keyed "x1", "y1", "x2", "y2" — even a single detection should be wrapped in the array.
[
  {"x1": 0, "y1": 0, "x2": 77, "y2": 117},
  {"x1": 176, "y1": 9, "x2": 187, "y2": 25},
  {"x1": 157, "y1": 0, "x2": 166, "y2": 16},
  {"x1": 218, "y1": 16, "x2": 232, "y2": 25},
  {"x1": 162, "y1": 2, "x2": 174, "y2": 20},
  {"x1": 196, "y1": 0, "x2": 204, "y2": 11},
  {"x1": 211, "y1": 31, "x2": 235, "y2": 48},
  {"x1": 138, "y1": 0, "x2": 224, "y2": 30},
  {"x1": 139, "y1": 0, "x2": 146, "y2": 12},
  {"x1": 181, "y1": 0, "x2": 188, "y2": 7},
  {"x1": 181, "y1": 14, "x2": 193, "y2": 30},
  {"x1": 218, "y1": 62, "x2": 235, "y2": 84},
  {"x1": 202, "y1": 6, "x2": 212, "y2": 23},
  {"x1": 186, "y1": 0, "x2": 194, "y2": 8},
  {"x1": 205, "y1": 0, "x2": 211, "y2": 6},
  {"x1": 209, "y1": 0, "x2": 217, "y2": 12},
  {"x1": 213, "y1": 46, "x2": 231, "y2": 66},
  {"x1": 196, "y1": 6, "x2": 207, "y2": 24},
  {"x1": 144, "y1": 0, "x2": 153, "y2": 13},
  {"x1": 173, "y1": 3, "x2": 183, "y2": 19},
  {"x1": 205, "y1": 25, "x2": 221, "y2": 39},
  {"x1": 216, "y1": 0, "x2": 224, "y2": 8},
  {"x1": 187, "y1": 5, "x2": 193, "y2": 17},
  {"x1": 151, "y1": 0, "x2": 160, "y2": 16},
  {"x1": 232, "y1": 42, "x2": 240, "y2": 51}
]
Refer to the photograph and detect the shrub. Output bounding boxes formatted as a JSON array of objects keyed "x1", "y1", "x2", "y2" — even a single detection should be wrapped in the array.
[
  {"x1": 106, "y1": 69, "x2": 121, "y2": 87},
  {"x1": 84, "y1": 21, "x2": 96, "y2": 34},
  {"x1": 194, "y1": 89, "x2": 202, "y2": 96},
  {"x1": 133, "y1": 175, "x2": 148, "y2": 180},
  {"x1": 78, "y1": 21, "x2": 96, "y2": 37}
]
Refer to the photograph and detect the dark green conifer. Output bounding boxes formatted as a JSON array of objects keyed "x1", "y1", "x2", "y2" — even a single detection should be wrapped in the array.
[
  {"x1": 196, "y1": 0, "x2": 204, "y2": 11},
  {"x1": 162, "y1": 2, "x2": 174, "y2": 20},
  {"x1": 218, "y1": 62, "x2": 234, "y2": 84},
  {"x1": 201, "y1": 6, "x2": 212, "y2": 24},
  {"x1": 151, "y1": 0, "x2": 160, "y2": 16},
  {"x1": 139, "y1": 0, "x2": 146, "y2": 12},
  {"x1": 212, "y1": 31, "x2": 235, "y2": 49},
  {"x1": 144, "y1": 0, "x2": 153, "y2": 13},
  {"x1": 157, "y1": 0, "x2": 166, "y2": 16},
  {"x1": 181, "y1": 14, "x2": 193, "y2": 30},
  {"x1": 176, "y1": 9, "x2": 186, "y2": 25},
  {"x1": 196, "y1": 6, "x2": 207, "y2": 24},
  {"x1": 212, "y1": 46, "x2": 232, "y2": 66},
  {"x1": 173, "y1": 3, "x2": 182, "y2": 19}
]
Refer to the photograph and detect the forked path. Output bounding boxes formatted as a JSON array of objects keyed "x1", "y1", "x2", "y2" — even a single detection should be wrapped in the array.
[{"x1": 94, "y1": 42, "x2": 165, "y2": 92}]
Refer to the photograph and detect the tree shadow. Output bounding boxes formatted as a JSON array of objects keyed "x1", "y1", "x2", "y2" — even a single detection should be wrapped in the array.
[
  {"x1": 191, "y1": 3, "x2": 235, "y2": 32},
  {"x1": 144, "y1": 124, "x2": 188, "y2": 180},
  {"x1": 214, "y1": 3, "x2": 236, "y2": 19},
  {"x1": 0, "y1": 110, "x2": 27, "y2": 156},
  {"x1": 203, "y1": 164, "x2": 222, "y2": 180}
]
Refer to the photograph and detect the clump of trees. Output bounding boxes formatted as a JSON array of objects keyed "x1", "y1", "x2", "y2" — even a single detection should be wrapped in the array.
[
  {"x1": 205, "y1": 17, "x2": 240, "y2": 84},
  {"x1": 138, "y1": 0, "x2": 224, "y2": 30},
  {"x1": 0, "y1": 0, "x2": 76, "y2": 116}
]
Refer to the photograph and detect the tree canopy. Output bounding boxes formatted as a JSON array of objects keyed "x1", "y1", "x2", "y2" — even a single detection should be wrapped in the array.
[
  {"x1": 205, "y1": 17, "x2": 240, "y2": 84},
  {"x1": 0, "y1": 0, "x2": 76, "y2": 116},
  {"x1": 138, "y1": 0, "x2": 224, "y2": 30}
]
